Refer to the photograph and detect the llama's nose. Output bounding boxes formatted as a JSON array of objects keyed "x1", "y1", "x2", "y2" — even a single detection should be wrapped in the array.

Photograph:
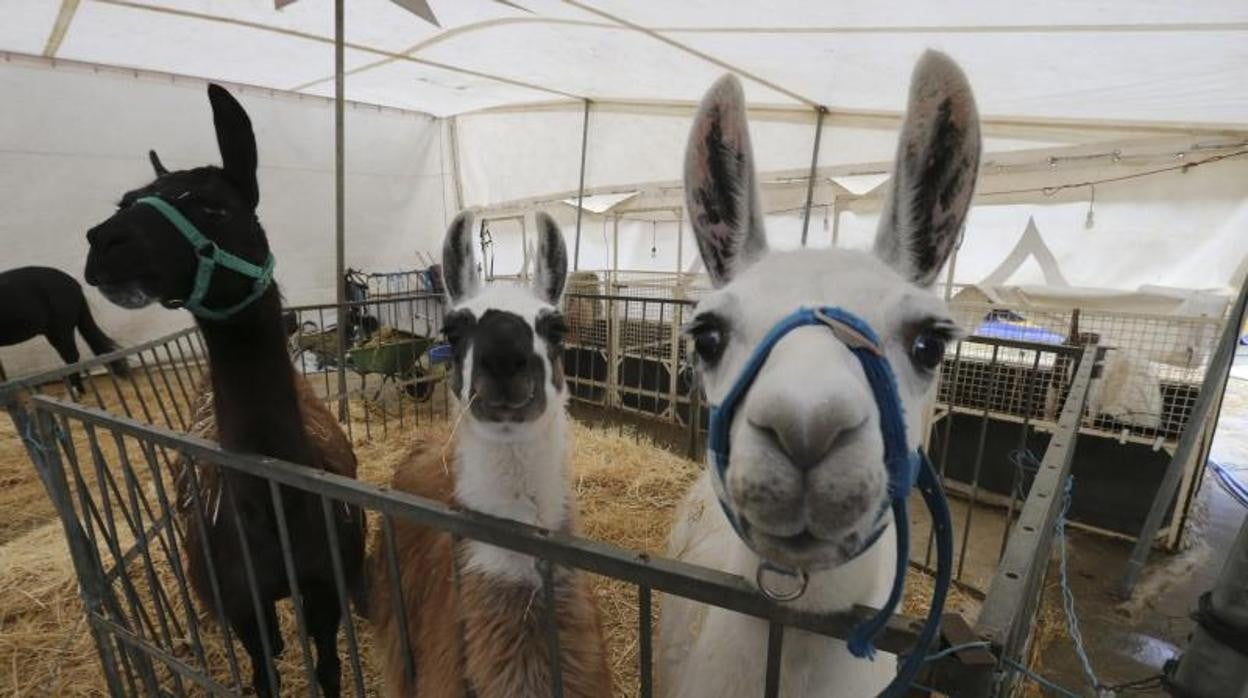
[
  {"x1": 746, "y1": 389, "x2": 868, "y2": 470},
  {"x1": 480, "y1": 347, "x2": 528, "y2": 380}
]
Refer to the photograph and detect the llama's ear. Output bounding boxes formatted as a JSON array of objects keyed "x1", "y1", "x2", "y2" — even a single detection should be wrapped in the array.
[
  {"x1": 207, "y1": 83, "x2": 259, "y2": 209},
  {"x1": 148, "y1": 150, "x2": 169, "y2": 177},
  {"x1": 533, "y1": 212, "x2": 567, "y2": 304},
  {"x1": 684, "y1": 74, "x2": 768, "y2": 288},
  {"x1": 442, "y1": 211, "x2": 479, "y2": 303},
  {"x1": 873, "y1": 51, "x2": 981, "y2": 287}
]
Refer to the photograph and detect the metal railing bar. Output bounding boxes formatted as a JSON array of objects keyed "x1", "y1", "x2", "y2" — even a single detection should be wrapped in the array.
[
  {"x1": 763, "y1": 621, "x2": 785, "y2": 698},
  {"x1": 957, "y1": 344, "x2": 1001, "y2": 582},
  {"x1": 538, "y1": 559, "x2": 565, "y2": 698},
  {"x1": 82, "y1": 423, "x2": 167, "y2": 653},
  {"x1": 34, "y1": 396, "x2": 927, "y2": 652},
  {"x1": 269, "y1": 481, "x2": 319, "y2": 696},
  {"x1": 975, "y1": 344, "x2": 1098, "y2": 653},
  {"x1": 282, "y1": 292, "x2": 440, "y2": 313},
  {"x1": 139, "y1": 441, "x2": 210, "y2": 676},
  {"x1": 639, "y1": 584, "x2": 653, "y2": 698},
  {"x1": 179, "y1": 456, "x2": 246, "y2": 690},
  {"x1": 220, "y1": 474, "x2": 282, "y2": 697},
  {"x1": 382, "y1": 513, "x2": 418, "y2": 686},
  {"x1": 90, "y1": 614, "x2": 235, "y2": 697},
  {"x1": 319, "y1": 495, "x2": 367, "y2": 697},
  {"x1": 0, "y1": 327, "x2": 199, "y2": 396}
]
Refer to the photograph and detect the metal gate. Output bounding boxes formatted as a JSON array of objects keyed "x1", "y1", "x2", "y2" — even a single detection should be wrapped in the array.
[{"x1": 0, "y1": 301, "x2": 1101, "y2": 697}]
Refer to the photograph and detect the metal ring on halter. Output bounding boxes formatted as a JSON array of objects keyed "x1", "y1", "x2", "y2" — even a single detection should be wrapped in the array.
[{"x1": 755, "y1": 561, "x2": 809, "y2": 602}]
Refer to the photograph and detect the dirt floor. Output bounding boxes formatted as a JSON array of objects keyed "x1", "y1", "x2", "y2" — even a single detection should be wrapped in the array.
[{"x1": 1028, "y1": 347, "x2": 1248, "y2": 696}]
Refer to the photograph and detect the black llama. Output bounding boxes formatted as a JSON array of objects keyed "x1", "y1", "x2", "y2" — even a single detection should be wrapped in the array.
[
  {"x1": 0, "y1": 266, "x2": 129, "y2": 389},
  {"x1": 83, "y1": 83, "x2": 365, "y2": 697}
]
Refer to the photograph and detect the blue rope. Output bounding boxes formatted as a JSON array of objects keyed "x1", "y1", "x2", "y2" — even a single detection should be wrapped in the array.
[
  {"x1": 921, "y1": 641, "x2": 991, "y2": 663},
  {"x1": 1056, "y1": 476, "x2": 1103, "y2": 694},
  {"x1": 1209, "y1": 459, "x2": 1248, "y2": 509}
]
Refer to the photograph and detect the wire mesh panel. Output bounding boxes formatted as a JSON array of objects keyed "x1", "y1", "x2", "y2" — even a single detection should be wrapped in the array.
[
  {"x1": 948, "y1": 301, "x2": 1223, "y2": 444},
  {"x1": 284, "y1": 293, "x2": 452, "y2": 441}
]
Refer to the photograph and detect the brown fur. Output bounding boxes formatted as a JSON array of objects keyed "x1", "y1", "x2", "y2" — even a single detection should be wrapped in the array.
[
  {"x1": 369, "y1": 441, "x2": 612, "y2": 698},
  {"x1": 176, "y1": 370, "x2": 360, "y2": 608}
]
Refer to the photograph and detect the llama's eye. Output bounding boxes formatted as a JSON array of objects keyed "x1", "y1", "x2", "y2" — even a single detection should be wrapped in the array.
[
  {"x1": 536, "y1": 311, "x2": 568, "y2": 346},
  {"x1": 910, "y1": 332, "x2": 947, "y2": 371},
  {"x1": 690, "y1": 325, "x2": 726, "y2": 366},
  {"x1": 442, "y1": 311, "x2": 476, "y2": 348}
]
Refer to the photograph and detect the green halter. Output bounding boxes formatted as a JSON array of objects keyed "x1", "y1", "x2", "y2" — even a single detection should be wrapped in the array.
[{"x1": 135, "y1": 196, "x2": 275, "y2": 321}]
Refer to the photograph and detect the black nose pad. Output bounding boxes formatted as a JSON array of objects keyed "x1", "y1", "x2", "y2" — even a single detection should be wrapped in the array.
[{"x1": 481, "y1": 350, "x2": 528, "y2": 380}]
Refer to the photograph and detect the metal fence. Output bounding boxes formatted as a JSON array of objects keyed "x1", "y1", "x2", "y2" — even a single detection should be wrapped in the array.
[{"x1": 0, "y1": 288, "x2": 1104, "y2": 696}]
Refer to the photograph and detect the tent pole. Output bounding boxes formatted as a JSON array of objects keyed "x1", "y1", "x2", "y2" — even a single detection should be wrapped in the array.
[
  {"x1": 1120, "y1": 270, "x2": 1248, "y2": 597},
  {"x1": 573, "y1": 99, "x2": 591, "y2": 271},
  {"x1": 830, "y1": 198, "x2": 841, "y2": 247},
  {"x1": 799, "y1": 107, "x2": 826, "y2": 247},
  {"x1": 334, "y1": 0, "x2": 348, "y2": 422}
]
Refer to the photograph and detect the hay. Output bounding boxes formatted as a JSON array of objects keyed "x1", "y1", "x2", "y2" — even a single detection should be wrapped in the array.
[{"x1": 0, "y1": 400, "x2": 1012, "y2": 696}]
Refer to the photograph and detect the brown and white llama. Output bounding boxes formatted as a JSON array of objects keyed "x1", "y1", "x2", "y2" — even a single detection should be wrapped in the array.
[
  {"x1": 83, "y1": 84, "x2": 365, "y2": 698},
  {"x1": 369, "y1": 211, "x2": 612, "y2": 697},
  {"x1": 658, "y1": 51, "x2": 981, "y2": 697}
]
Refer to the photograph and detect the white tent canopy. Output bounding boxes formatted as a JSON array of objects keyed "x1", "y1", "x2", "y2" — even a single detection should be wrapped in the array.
[{"x1": 2, "y1": 1, "x2": 1247, "y2": 374}]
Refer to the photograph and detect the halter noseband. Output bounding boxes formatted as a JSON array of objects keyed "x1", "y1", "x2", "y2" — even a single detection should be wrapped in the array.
[
  {"x1": 135, "y1": 195, "x2": 275, "y2": 321},
  {"x1": 706, "y1": 306, "x2": 954, "y2": 697}
]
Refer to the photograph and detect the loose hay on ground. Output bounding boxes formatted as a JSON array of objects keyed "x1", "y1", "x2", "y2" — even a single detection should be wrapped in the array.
[{"x1": 0, "y1": 400, "x2": 996, "y2": 696}]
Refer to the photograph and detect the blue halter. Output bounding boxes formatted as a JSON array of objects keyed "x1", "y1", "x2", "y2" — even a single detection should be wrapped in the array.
[{"x1": 706, "y1": 306, "x2": 954, "y2": 697}]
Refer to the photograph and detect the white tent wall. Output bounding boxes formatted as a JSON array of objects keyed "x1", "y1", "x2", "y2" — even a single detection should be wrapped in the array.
[
  {"x1": 454, "y1": 104, "x2": 1091, "y2": 210},
  {"x1": 0, "y1": 59, "x2": 452, "y2": 377},
  {"x1": 832, "y1": 156, "x2": 1248, "y2": 291}
]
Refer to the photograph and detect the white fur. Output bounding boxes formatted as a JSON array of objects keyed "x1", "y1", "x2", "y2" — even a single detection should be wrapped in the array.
[{"x1": 449, "y1": 277, "x2": 572, "y2": 587}]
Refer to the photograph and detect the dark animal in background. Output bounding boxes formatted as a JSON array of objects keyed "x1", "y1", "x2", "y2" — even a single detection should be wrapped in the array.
[
  {"x1": 83, "y1": 83, "x2": 365, "y2": 697},
  {"x1": 0, "y1": 266, "x2": 129, "y2": 391}
]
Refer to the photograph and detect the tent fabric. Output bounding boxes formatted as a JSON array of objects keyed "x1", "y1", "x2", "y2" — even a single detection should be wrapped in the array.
[
  {"x1": 1, "y1": 1, "x2": 1246, "y2": 376},
  {"x1": 4, "y1": 1, "x2": 1245, "y2": 124},
  {"x1": 0, "y1": 58, "x2": 452, "y2": 376}
]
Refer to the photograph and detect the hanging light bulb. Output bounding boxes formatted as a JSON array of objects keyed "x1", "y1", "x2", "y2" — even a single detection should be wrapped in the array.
[{"x1": 1084, "y1": 184, "x2": 1096, "y2": 230}]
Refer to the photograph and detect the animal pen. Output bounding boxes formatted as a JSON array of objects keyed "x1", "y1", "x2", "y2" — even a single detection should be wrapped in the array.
[{"x1": 1, "y1": 283, "x2": 1185, "y2": 697}]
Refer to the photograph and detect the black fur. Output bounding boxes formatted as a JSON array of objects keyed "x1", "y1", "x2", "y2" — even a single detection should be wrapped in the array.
[
  {"x1": 441, "y1": 211, "x2": 478, "y2": 302},
  {"x1": 208, "y1": 84, "x2": 259, "y2": 208},
  {"x1": 684, "y1": 75, "x2": 768, "y2": 288},
  {"x1": 83, "y1": 83, "x2": 362, "y2": 698},
  {"x1": 875, "y1": 52, "x2": 981, "y2": 287},
  {"x1": 149, "y1": 149, "x2": 169, "y2": 177},
  {"x1": 0, "y1": 266, "x2": 129, "y2": 391},
  {"x1": 534, "y1": 212, "x2": 567, "y2": 304}
]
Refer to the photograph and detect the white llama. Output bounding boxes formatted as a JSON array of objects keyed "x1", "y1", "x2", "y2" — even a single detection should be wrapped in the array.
[
  {"x1": 657, "y1": 51, "x2": 981, "y2": 698},
  {"x1": 368, "y1": 211, "x2": 612, "y2": 697}
]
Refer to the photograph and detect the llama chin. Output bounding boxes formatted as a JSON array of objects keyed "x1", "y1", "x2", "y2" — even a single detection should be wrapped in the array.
[{"x1": 98, "y1": 281, "x2": 155, "y2": 309}]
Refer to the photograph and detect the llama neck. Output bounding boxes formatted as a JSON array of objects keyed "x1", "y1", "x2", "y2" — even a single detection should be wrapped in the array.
[
  {"x1": 454, "y1": 412, "x2": 570, "y2": 585},
  {"x1": 197, "y1": 288, "x2": 312, "y2": 465}
]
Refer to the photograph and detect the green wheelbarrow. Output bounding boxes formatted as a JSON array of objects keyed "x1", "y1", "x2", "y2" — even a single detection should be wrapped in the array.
[{"x1": 347, "y1": 329, "x2": 444, "y2": 402}]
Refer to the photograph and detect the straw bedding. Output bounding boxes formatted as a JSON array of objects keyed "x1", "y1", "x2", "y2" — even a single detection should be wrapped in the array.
[{"x1": 0, "y1": 388, "x2": 990, "y2": 696}]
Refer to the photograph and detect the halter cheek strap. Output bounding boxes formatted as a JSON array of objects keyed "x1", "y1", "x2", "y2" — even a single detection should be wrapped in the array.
[
  {"x1": 135, "y1": 196, "x2": 275, "y2": 322},
  {"x1": 706, "y1": 306, "x2": 954, "y2": 698}
]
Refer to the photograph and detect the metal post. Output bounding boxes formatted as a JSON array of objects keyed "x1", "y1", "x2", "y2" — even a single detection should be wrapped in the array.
[
  {"x1": 573, "y1": 99, "x2": 590, "y2": 271},
  {"x1": 333, "y1": 0, "x2": 348, "y2": 421},
  {"x1": 1167, "y1": 513, "x2": 1248, "y2": 696},
  {"x1": 799, "y1": 106, "x2": 826, "y2": 247},
  {"x1": 1120, "y1": 272, "x2": 1248, "y2": 597}
]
